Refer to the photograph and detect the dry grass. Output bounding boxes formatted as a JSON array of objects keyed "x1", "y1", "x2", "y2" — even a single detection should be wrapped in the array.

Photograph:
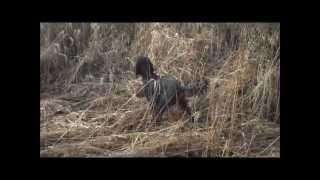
[{"x1": 40, "y1": 23, "x2": 280, "y2": 157}]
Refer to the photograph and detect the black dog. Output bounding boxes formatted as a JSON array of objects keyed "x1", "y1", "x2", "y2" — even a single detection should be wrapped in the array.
[{"x1": 135, "y1": 56, "x2": 208, "y2": 122}]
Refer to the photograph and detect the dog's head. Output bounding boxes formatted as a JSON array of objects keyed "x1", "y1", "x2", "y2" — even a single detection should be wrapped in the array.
[{"x1": 135, "y1": 56, "x2": 156, "y2": 80}]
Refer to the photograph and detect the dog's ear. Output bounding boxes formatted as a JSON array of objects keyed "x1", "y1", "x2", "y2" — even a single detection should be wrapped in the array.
[{"x1": 135, "y1": 56, "x2": 155, "y2": 79}]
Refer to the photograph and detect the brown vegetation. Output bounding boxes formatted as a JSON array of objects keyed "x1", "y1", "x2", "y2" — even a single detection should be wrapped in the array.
[{"x1": 40, "y1": 23, "x2": 280, "y2": 157}]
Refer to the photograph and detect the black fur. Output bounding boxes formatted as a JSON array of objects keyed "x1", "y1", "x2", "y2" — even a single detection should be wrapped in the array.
[
  {"x1": 135, "y1": 56, "x2": 159, "y2": 80},
  {"x1": 135, "y1": 56, "x2": 208, "y2": 122}
]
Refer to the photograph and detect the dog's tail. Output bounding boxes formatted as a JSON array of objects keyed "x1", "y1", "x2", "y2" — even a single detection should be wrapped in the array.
[{"x1": 180, "y1": 78, "x2": 209, "y2": 97}]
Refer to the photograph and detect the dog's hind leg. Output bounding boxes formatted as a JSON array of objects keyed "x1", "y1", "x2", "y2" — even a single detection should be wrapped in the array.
[{"x1": 178, "y1": 96, "x2": 194, "y2": 121}]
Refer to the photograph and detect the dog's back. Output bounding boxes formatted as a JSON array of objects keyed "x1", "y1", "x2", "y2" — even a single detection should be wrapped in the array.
[{"x1": 143, "y1": 75, "x2": 181, "y2": 105}]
